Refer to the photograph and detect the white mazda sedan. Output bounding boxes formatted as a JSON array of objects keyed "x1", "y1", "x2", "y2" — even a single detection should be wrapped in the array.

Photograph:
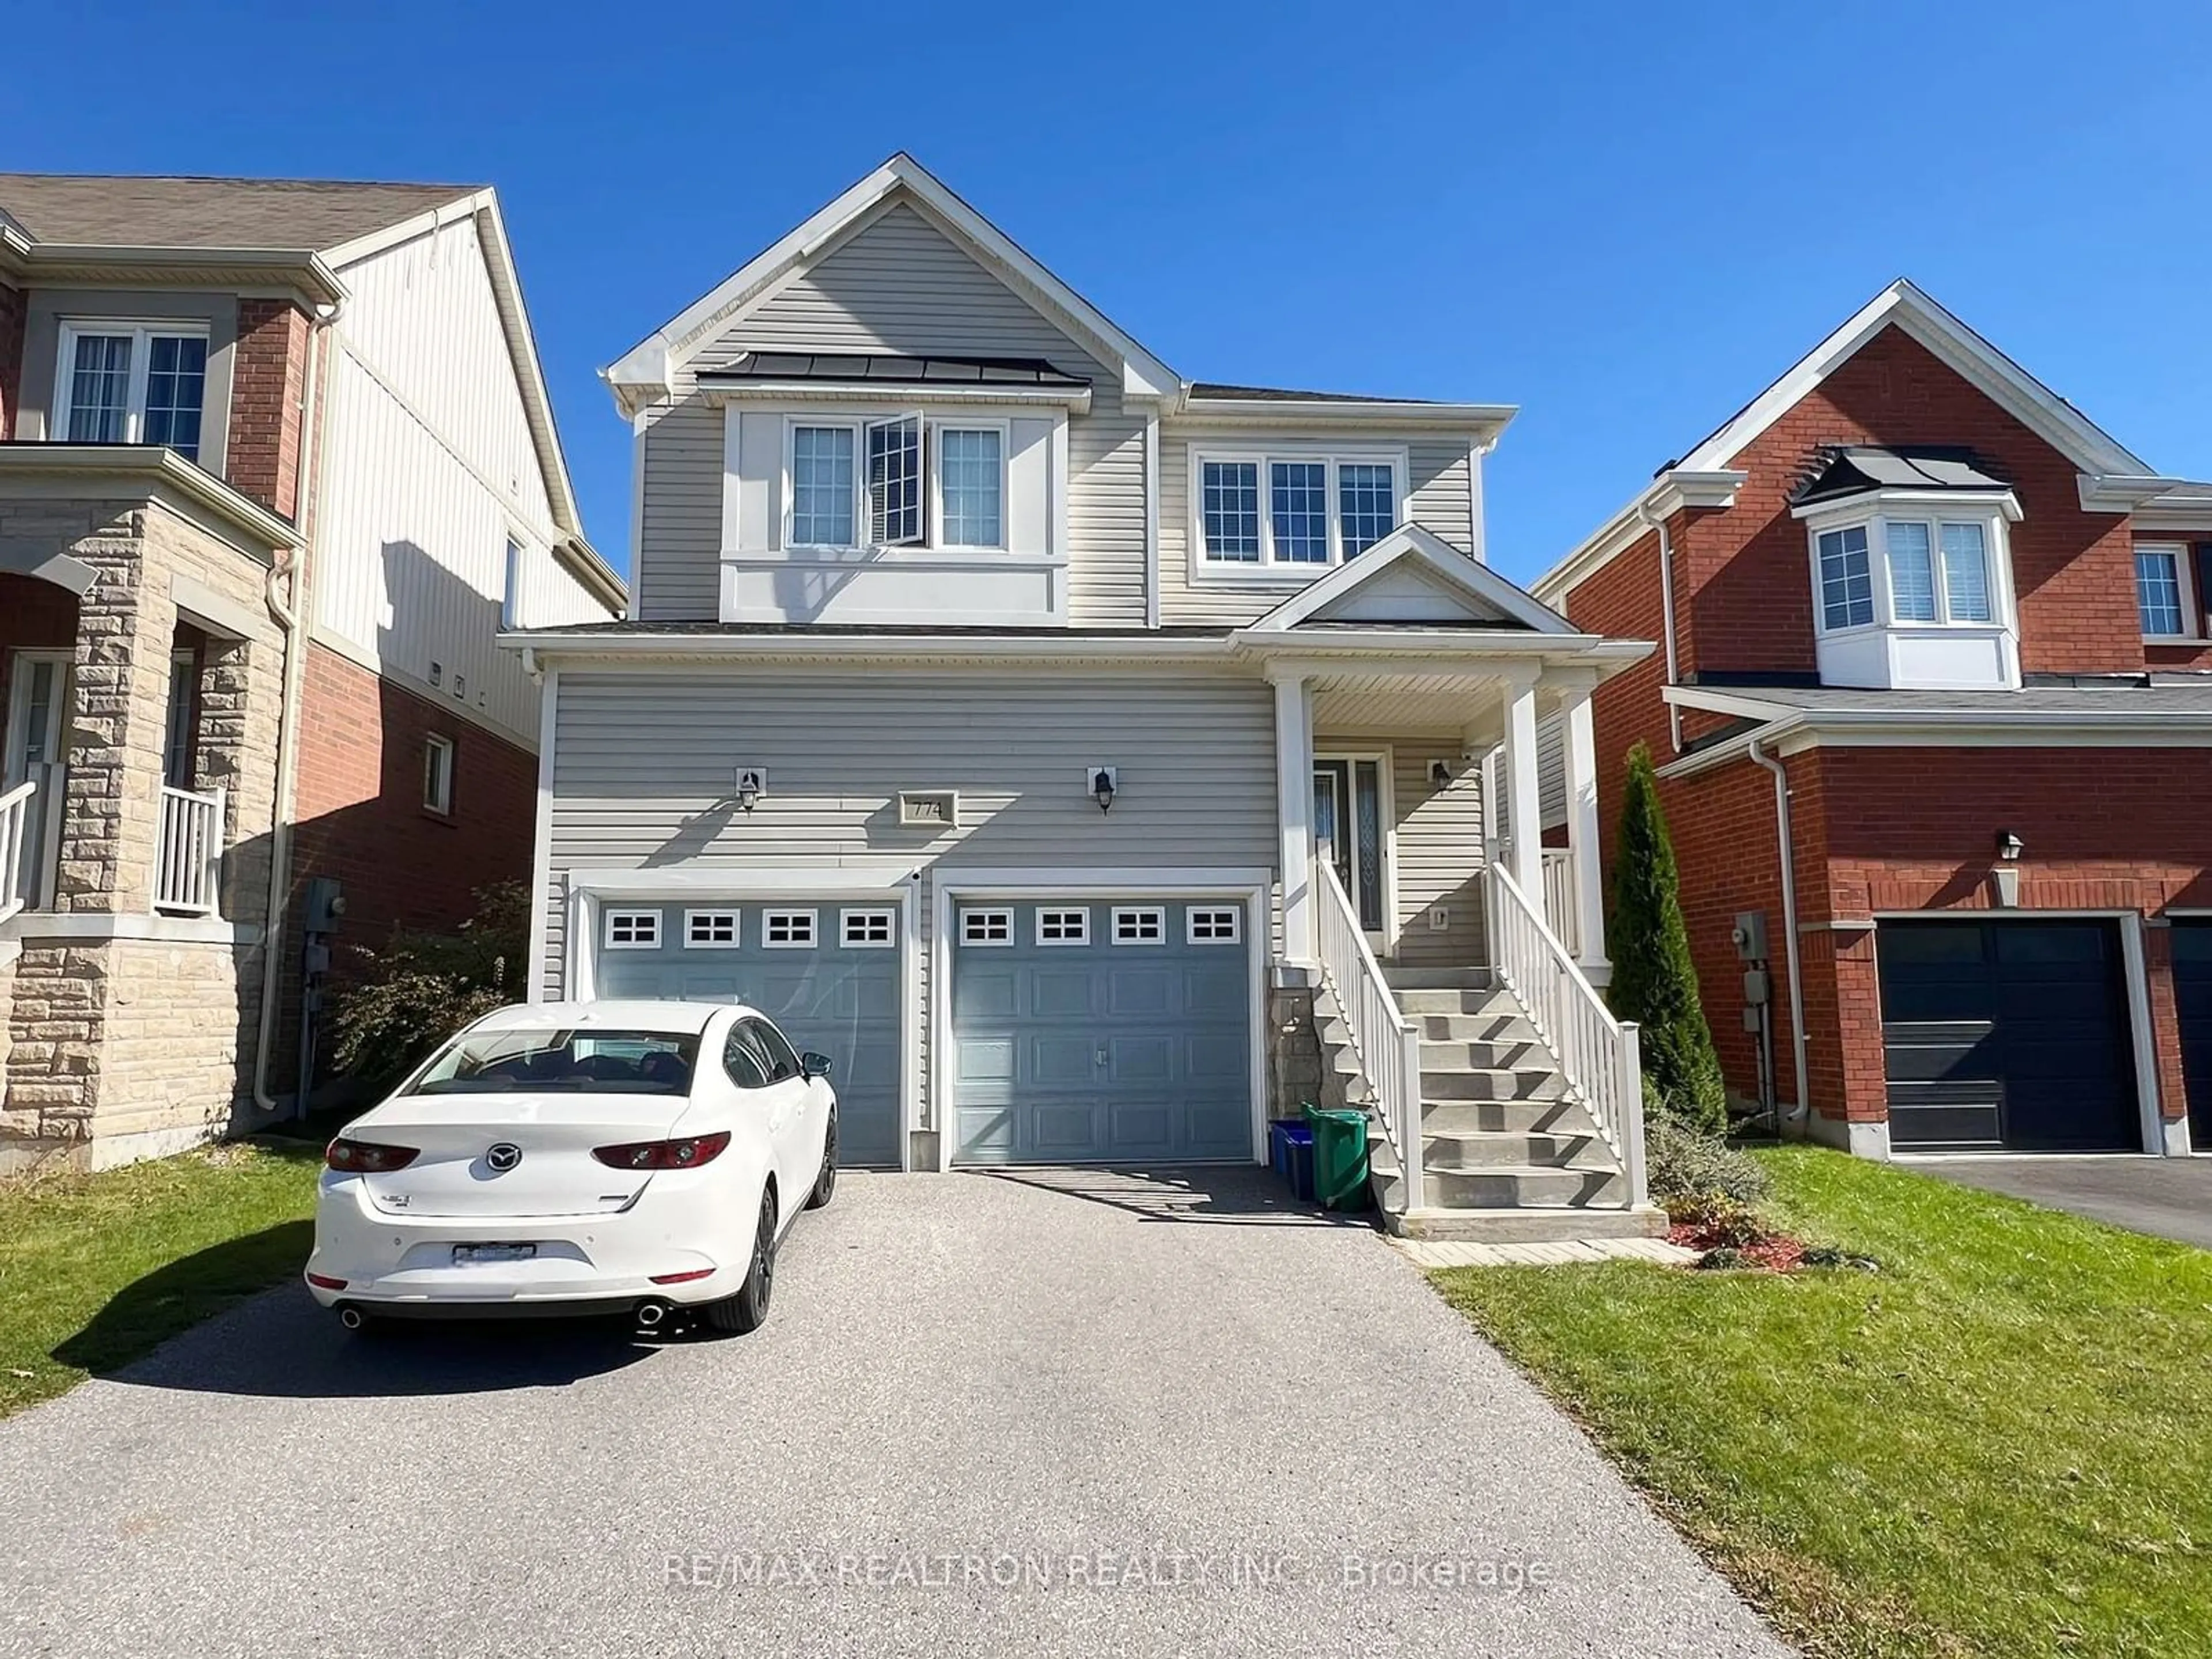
[{"x1": 305, "y1": 1000, "x2": 838, "y2": 1334}]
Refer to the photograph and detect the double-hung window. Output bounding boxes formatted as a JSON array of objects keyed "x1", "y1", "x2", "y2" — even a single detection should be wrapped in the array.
[
  {"x1": 1194, "y1": 449, "x2": 1404, "y2": 572},
  {"x1": 1816, "y1": 526, "x2": 1874, "y2": 630},
  {"x1": 1817, "y1": 517, "x2": 1997, "y2": 632},
  {"x1": 788, "y1": 415, "x2": 1006, "y2": 551},
  {"x1": 56, "y1": 323, "x2": 210, "y2": 461},
  {"x1": 2137, "y1": 544, "x2": 2195, "y2": 640}
]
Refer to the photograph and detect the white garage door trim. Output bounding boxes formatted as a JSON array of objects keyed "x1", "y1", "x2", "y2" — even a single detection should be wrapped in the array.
[
  {"x1": 556, "y1": 865, "x2": 923, "y2": 1169},
  {"x1": 931, "y1": 866, "x2": 1271, "y2": 1173},
  {"x1": 1871, "y1": 906, "x2": 2165, "y2": 1157}
]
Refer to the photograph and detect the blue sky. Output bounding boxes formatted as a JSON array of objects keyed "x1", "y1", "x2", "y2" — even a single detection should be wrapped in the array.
[{"x1": 12, "y1": 2, "x2": 2212, "y2": 587}]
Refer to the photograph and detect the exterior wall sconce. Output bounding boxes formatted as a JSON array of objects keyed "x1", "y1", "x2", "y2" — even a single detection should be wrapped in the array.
[
  {"x1": 1429, "y1": 759, "x2": 1455, "y2": 790},
  {"x1": 1995, "y1": 830, "x2": 2024, "y2": 861},
  {"x1": 734, "y1": 765, "x2": 767, "y2": 814},
  {"x1": 1991, "y1": 828, "x2": 2024, "y2": 907},
  {"x1": 1088, "y1": 766, "x2": 1118, "y2": 813}
]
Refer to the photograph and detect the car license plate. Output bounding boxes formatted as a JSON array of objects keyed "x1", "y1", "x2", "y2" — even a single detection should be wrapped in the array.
[{"x1": 453, "y1": 1243, "x2": 536, "y2": 1266}]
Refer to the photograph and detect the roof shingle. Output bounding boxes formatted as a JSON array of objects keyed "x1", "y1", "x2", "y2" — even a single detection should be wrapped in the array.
[{"x1": 0, "y1": 174, "x2": 475, "y2": 252}]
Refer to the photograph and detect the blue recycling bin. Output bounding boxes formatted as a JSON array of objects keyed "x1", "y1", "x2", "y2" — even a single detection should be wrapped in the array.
[{"x1": 1268, "y1": 1118, "x2": 1316, "y2": 1202}]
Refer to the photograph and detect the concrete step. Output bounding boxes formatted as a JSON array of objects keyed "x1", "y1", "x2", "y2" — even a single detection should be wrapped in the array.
[
  {"x1": 1423, "y1": 1164, "x2": 1628, "y2": 1209},
  {"x1": 1420, "y1": 1036, "x2": 1549, "y2": 1071},
  {"x1": 1394, "y1": 986, "x2": 1523, "y2": 1017},
  {"x1": 1420, "y1": 1097, "x2": 1599, "y2": 1137},
  {"x1": 1423, "y1": 1127, "x2": 1608, "y2": 1172},
  {"x1": 1420, "y1": 1066, "x2": 1566, "y2": 1103},
  {"x1": 1380, "y1": 965, "x2": 1494, "y2": 993},
  {"x1": 1387, "y1": 1205, "x2": 1671, "y2": 1244}
]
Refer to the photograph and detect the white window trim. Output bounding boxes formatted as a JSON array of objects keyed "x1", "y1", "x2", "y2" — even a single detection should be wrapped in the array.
[
  {"x1": 683, "y1": 908, "x2": 743, "y2": 949},
  {"x1": 782, "y1": 411, "x2": 1012, "y2": 554},
  {"x1": 1186, "y1": 906, "x2": 1242, "y2": 945},
  {"x1": 1035, "y1": 906, "x2": 1090, "y2": 946},
  {"x1": 53, "y1": 319, "x2": 213, "y2": 453},
  {"x1": 959, "y1": 906, "x2": 1014, "y2": 946},
  {"x1": 840, "y1": 907, "x2": 896, "y2": 949},
  {"x1": 760, "y1": 908, "x2": 819, "y2": 949},
  {"x1": 501, "y1": 535, "x2": 527, "y2": 631},
  {"x1": 1186, "y1": 442, "x2": 1408, "y2": 583},
  {"x1": 1798, "y1": 499, "x2": 2019, "y2": 639},
  {"x1": 1110, "y1": 905, "x2": 1166, "y2": 945},
  {"x1": 2135, "y1": 541, "x2": 2199, "y2": 642},
  {"x1": 603, "y1": 908, "x2": 661, "y2": 950},
  {"x1": 422, "y1": 733, "x2": 455, "y2": 815}
]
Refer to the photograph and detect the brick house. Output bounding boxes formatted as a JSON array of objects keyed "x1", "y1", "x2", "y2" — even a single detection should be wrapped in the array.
[
  {"x1": 0, "y1": 176, "x2": 624, "y2": 1170},
  {"x1": 1536, "y1": 280, "x2": 2212, "y2": 1161}
]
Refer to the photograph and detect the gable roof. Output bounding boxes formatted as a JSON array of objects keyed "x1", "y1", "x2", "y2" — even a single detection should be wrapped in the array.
[
  {"x1": 605, "y1": 153, "x2": 1179, "y2": 412},
  {"x1": 1242, "y1": 525, "x2": 1575, "y2": 635},
  {"x1": 1535, "y1": 279, "x2": 2177, "y2": 603},
  {"x1": 0, "y1": 174, "x2": 474, "y2": 252}
]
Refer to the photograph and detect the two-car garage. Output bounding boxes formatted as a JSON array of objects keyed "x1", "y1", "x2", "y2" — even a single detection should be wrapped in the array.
[{"x1": 579, "y1": 885, "x2": 1259, "y2": 1171}]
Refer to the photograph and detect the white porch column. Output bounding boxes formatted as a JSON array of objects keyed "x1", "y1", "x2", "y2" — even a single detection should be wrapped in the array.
[
  {"x1": 1563, "y1": 683, "x2": 1611, "y2": 978},
  {"x1": 1272, "y1": 670, "x2": 1316, "y2": 964},
  {"x1": 1502, "y1": 672, "x2": 1544, "y2": 926}
]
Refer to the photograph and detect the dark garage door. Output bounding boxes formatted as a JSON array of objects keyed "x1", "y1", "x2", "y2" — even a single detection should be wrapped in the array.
[
  {"x1": 591, "y1": 900, "x2": 903, "y2": 1168},
  {"x1": 2166, "y1": 920, "x2": 2212, "y2": 1149},
  {"x1": 949, "y1": 899, "x2": 1252, "y2": 1165},
  {"x1": 1878, "y1": 918, "x2": 2139, "y2": 1152}
]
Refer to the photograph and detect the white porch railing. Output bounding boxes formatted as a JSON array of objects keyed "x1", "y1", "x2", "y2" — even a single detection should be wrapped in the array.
[
  {"x1": 1540, "y1": 847, "x2": 1578, "y2": 958},
  {"x1": 155, "y1": 784, "x2": 225, "y2": 916},
  {"x1": 1315, "y1": 857, "x2": 1423, "y2": 1212},
  {"x1": 0, "y1": 777, "x2": 34, "y2": 925},
  {"x1": 1486, "y1": 863, "x2": 1647, "y2": 1207}
]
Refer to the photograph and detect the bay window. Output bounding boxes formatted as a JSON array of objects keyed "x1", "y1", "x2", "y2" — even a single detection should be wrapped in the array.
[
  {"x1": 1799, "y1": 494, "x2": 2021, "y2": 690},
  {"x1": 1815, "y1": 515, "x2": 2004, "y2": 634},
  {"x1": 1194, "y1": 448, "x2": 1405, "y2": 574},
  {"x1": 55, "y1": 322, "x2": 210, "y2": 461},
  {"x1": 786, "y1": 414, "x2": 1006, "y2": 550}
]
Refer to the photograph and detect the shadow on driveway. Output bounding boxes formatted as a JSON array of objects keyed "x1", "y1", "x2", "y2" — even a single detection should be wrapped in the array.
[
  {"x1": 52, "y1": 1221, "x2": 679, "y2": 1402},
  {"x1": 965, "y1": 1162, "x2": 1376, "y2": 1227}
]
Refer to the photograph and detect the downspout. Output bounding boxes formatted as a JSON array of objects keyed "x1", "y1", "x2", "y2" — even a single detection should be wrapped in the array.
[
  {"x1": 252, "y1": 306, "x2": 327, "y2": 1113},
  {"x1": 1747, "y1": 737, "x2": 1809, "y2": 1122},
  {"x1": 1638, "y1": 501, "x2": 1683, "y2": 752}
]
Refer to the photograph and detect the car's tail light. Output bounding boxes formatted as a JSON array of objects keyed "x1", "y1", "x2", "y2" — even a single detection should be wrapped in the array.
[
  {"x1": 326, "y1": 1138, "x2": 421, "y2": 1174},
  {"x1": 592, "y1": 1131, "x2": 732, "y2": 1171},
  {"x1": 306, "y1": 1272, "x2": 349, "y2": 1290},
  {"x1": 650, "y1": 1268, "x2": 716, "y2": 1285}
]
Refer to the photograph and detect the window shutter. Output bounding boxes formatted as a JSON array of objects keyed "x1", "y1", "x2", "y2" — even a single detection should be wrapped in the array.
[{"x1": 2195, "y1": 544, "x2": 2212, "y2": 638}]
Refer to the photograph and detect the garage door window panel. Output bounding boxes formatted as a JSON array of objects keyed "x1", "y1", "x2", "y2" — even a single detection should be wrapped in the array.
[
  {"x1": 1036, "y1": 907, "x2": 1090, "y2": 946},
  {"x1": 961, "y1": 908, "x2": 1013, "y2": 946},
  {"x1": 841, "y1": 908, "x2": 895, "y2": 949},
  {"x1": 685, "y1": 910, "x2": 741, "y2": 948},
  {"x1": 1187, "y1": 907, "x2": 1241, "y2": 945},
  {"x1": 762, "y1": 910, "x2": 817, "y2": 948},
  {"x1": 1112, "y1": 906, "x2": 1165, "y2": 945},
  {"x1": 604, "y1": 909, "x2": 661, "y2": 949}
]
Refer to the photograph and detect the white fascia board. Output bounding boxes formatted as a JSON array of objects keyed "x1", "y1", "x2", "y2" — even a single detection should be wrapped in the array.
[
  {"x1": 2081, "y1": 472, "x2": 2190, "y2": 513},
  {"x1": 1662, "y1": 684, "x2": 1808, "y2": 722},
  {"x1": 14, "y1": 244, "x2": 347, "y2": 308},
  {"x1": 1657, "y1": 702, "x2": 2212, "y2": 779},
  {"x1": 466, "y1": 196, "x2": 588, "y2": 543},
  {"x1": 1680, "y1": 280, "x2": 2151, "y2": 479},
  {"x1": 1231, "y1": 628, "x2": 1648, "y2": 666},
  {"x1": 319, "y1": 190, "x2": 489, "y2": 270},
  {"x1": 1170, "y1": 399, "x2": 1516, "y2": 437},
  {"x1": 1532, "y1": 468, "x2": 1747, "y2": 604},
  {"x1": 497, "y1": 630, "x2": 1233, "y2": 666},
  {"x1": 601, "y1": 154, "x2": 1179, "y2": 406},
  {"x1": 1244, "y1": 523, "x2": 1574, "y2": 635},
  {"x1": 700, "y1": 380, "x2": 1092, "y2": 414}
]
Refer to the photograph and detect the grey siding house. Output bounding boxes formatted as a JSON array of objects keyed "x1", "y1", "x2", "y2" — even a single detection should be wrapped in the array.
[{"x1": 505, "y1": 156, "x2": 1660, "y2": 1238}]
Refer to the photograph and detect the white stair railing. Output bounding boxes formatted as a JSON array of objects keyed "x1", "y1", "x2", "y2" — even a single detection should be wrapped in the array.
[
  {"x1": 1540, "y1": 847, "x2": 1578, "y2": 957},
  {"x1": 155, "y1": 784, "x2": 225, "y2": 916},
  {"x1": 1486, "y1": 863, "x2": 1647, "y2": 1207},
  {"x1": 1315, "y1": 857, "x2": 1423, "y2": 1212},
  {"x1": 0, "y1": 777, "x2": 35, "y2": 925}
]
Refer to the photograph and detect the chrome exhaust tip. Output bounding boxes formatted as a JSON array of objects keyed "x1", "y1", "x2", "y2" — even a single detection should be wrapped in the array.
[
  {"x1": 337, "y1": 1305, "x2": 365, "y2": 1331},
  {"x1": 635, "y1": 1300, "x2": 669, "y2": 1328}
]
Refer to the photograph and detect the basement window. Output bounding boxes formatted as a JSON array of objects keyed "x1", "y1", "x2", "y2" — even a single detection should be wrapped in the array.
[{"x1": 422, "y1": 734, "x2": 455, "y2": 815}]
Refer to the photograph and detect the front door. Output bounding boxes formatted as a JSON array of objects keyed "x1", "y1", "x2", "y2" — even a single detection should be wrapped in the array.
[
  {"x1": 1314, "y1": 756, "x2": 1387, "y2": 937},
  {"x1": 4, "y1": 652, "x2": 70, "y2": 909}
]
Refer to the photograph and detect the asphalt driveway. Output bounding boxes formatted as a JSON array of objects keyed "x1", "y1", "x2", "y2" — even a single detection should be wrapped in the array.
[
  {"x1": 0, "y1": 1167, "x2": 1785, "y2": 1658},
  {"x1": 1914, "y1": 1154, "x2": 2212, "y2": 1249}
]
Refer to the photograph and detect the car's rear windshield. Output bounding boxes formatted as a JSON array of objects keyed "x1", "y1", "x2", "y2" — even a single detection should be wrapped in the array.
[{"x1": 407, "y1": 1029, "x2": 702, "y2": 1096}]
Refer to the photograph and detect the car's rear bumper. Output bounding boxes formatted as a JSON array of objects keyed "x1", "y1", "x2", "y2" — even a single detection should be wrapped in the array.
[{"x1": 306, "y1": 1171, "x2": 747, "y2": 1310}]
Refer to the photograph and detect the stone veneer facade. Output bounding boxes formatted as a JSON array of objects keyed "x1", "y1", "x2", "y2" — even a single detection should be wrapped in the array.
[{"x1": 1, "y1": 492, "x2": 286, "y2": 1170}]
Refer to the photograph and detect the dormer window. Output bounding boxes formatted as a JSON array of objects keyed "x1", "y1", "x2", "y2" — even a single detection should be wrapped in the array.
[
  {"x1": 1793, "y1": 447, "x2": 2021, "y2": 690},
  {"x1": 785, "y1": 414, "x2": 1007, "y2": 552},
  {"x1": 1192, "y1": 446, "x2": 1406, "y2": 576}
]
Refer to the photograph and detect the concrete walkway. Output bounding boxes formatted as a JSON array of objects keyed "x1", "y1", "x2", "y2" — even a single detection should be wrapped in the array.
[
  {"x1": 1911, "y1": 1154, "x2": 2212, "y2": 1249},
  {"x1": 0, "y1": 1166, "x2": 1786, "y2": 1658}
]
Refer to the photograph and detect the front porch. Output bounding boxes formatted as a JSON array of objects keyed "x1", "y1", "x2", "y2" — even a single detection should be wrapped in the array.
[{"x1": 0, "y1": 448, "x2": 297, "y2": 1168}]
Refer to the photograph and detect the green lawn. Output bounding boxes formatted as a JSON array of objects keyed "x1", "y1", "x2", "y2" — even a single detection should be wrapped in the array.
[
  {"x1": 1434, "y1": 1146, "x2": 2212, "y2": 1659},
  {"x1": 0, "y1": 1141, "x2": 323, "y2": 1419}
]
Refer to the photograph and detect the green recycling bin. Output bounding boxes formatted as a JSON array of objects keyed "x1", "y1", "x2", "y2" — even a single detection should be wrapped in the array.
[{"x1": 1304, "y1": 1105, "x2": 1372, "y2": 1211}]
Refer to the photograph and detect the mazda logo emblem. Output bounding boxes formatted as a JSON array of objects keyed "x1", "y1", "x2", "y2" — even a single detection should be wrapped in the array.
[{"x1": 485, "y1": 1142, "x2": 523, "y2": 1173}]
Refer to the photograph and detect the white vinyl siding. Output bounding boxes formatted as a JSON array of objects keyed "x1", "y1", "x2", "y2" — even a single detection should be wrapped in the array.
[
  {"x1": 639, "y1": 200, "x2": 1143, "y2": 623},
  {"x1": 541, "y1": 669, "x2": 1277, "y2": 1126}
]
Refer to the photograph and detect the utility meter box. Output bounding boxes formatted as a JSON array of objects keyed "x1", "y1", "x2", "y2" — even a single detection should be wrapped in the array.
[{"x1": 1731, "y1": 910, "x2": 1769, "y2": 962}]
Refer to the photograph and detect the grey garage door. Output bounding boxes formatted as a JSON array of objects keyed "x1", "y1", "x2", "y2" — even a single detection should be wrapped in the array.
[
  {"x1": 1878, "y1": 918, "x2": 2138, "y2": 1152},
  {"x1": 591, "y1": 900, "x2": 902, "y2": 1168},
  {"x1": 949, "y1": 898, "x2": 1252, "y2": 1165}
]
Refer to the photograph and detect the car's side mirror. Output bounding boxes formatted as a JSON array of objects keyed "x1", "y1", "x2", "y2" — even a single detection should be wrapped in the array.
[{"x1": 801, "y1": 1052, "x2": 834, "y2": 1080}]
